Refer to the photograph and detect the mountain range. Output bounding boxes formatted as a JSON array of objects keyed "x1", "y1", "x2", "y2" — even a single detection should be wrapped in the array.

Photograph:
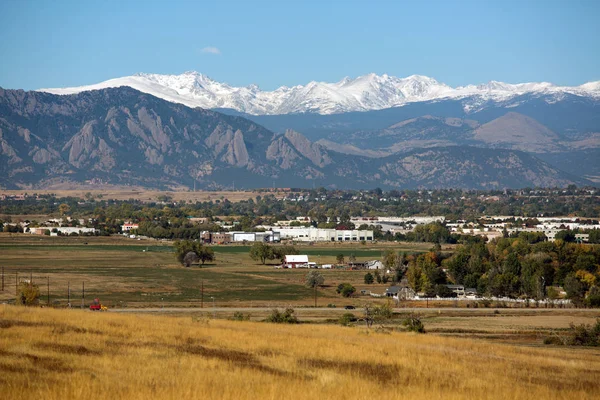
[
  {"x1": 0, "y1": 86, "x2": 591, "y2": 190},
  {"x1": 40, "y1": 71, "x2": 600, "y2": 116}
]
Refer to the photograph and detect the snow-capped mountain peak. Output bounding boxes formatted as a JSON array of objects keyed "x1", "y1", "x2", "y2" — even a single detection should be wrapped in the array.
[{"x1": 38, "y1": 72, "x2": 600, "y2": 115}]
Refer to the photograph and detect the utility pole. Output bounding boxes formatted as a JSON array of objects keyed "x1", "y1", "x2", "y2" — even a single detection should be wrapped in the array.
[
  {"x1": 1, "y1": 266, "x2": 4, "y2": 292},
  {"x1": 47, "y1": 276, "x2": 50, "y2": 306},
  {"x1": 201, "y1": 280, "x2": 204, "y2": 308},
  {"x1": 81, "y1": 282, "x2": 85, "y2": 309},
  {"x1": 15, "y1": 272, "x2": 18, "y2": 301},
  {"x1": 314, "y1": 284, "x2": 317, "y2": 308},
  {"x1": 68, "y1": 281, "x2": 70, "y2": 308}
]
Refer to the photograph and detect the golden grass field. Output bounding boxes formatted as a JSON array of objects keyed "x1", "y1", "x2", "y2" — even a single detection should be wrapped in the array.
[{"x1": 1, "y1": 305, "x2": 600, "y2": 400}]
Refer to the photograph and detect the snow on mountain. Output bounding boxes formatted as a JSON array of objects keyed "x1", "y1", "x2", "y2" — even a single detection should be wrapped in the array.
[{"x1": 39, "y1": 71, "x2": 600, "y2": 115}]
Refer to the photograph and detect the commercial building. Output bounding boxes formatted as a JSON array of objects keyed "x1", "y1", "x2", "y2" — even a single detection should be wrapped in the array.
[
  {"x1": 29, "y1": 227, "x2": 97, "y2": 235},
  {"x1": 230, "y1": 231, "x2": 280, "y2": 243},
  {"x1": 274, "y1": 227, "x2": 373, "y2": 242}
]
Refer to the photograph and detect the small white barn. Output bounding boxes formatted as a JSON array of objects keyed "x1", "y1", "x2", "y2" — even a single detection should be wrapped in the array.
[{"x1": 284, "y1": 255, "x2": 309, "y2": 268}]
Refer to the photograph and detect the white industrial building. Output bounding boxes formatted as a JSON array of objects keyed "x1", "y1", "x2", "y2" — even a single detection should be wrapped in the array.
[
  {"x1": 230, "y1": 231, "x2": 280, "y2": 242},
  {"x1": 351, "y1": 216, "x2": 445, "y2": 225},
  {"x1": 274, "y1": 227, "x2": 374, "y2": 242},
  {"x1": 29, "y1": 227, "x2": 97, "y2": 235}
]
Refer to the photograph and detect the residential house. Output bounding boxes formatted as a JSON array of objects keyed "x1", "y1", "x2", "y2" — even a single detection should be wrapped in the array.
[{"x1": 121, "y1": 223, "x2": 139, "y2": 232}]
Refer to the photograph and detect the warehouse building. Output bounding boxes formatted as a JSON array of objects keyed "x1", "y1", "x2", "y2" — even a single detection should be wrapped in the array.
[{"x1": 274, "y1": 227, "x2": 373, "y2": 242}]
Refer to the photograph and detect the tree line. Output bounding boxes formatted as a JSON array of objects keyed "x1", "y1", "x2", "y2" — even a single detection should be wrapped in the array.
[
  {"x1": 2, "y1": 187, "x2": 598, "y2": 226},
  {"x1": 384, "y1": 237, "x2": 600, "y2": 306}
]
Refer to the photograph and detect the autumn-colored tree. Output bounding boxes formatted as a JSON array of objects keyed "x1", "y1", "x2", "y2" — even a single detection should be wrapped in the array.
[
  {"x1": 18, "y1": 282, "x2": 40, "y2": 306},
  {"x1": 58, "y1": 203, "x2": 70, "y2": 216}
]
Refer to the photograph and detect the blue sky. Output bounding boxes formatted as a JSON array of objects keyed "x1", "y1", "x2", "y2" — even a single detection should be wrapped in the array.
[{"x1": 0, "y1": 0, "x2": 598, "y2": 90}]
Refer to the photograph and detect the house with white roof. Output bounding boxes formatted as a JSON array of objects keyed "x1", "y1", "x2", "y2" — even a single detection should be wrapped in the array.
[{"x1": 284, "y1": 255, "x2": 309, "y2": 268}]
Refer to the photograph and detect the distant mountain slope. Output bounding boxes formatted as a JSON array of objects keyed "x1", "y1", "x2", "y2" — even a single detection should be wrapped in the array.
[
  {"x1": 39, "y1": 71, "x2": 600, "y2": 116},
  {"x1": 325, "y1": 115, "x2": 477, "y2": 153},
  {"x1": 315, "y1": 111, "x2": 599, "y2": 157},
  {"x1": 537, "y1": 149, "x2": 600, "y2": 183},
  {"x1": 473, "y1": 112, "x2": 561, "y2": 152},
  {"x1": 0, "y1": 87, "x2": 591, "y2": 190},
  {"x1": 377, "y1": 147, "x2": 585, "y2": 189}
]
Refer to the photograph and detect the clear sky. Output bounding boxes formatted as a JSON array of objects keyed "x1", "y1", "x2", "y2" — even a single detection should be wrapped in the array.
[{"x1": 0, "y1": 0, "x2": 598, "y2": 90}]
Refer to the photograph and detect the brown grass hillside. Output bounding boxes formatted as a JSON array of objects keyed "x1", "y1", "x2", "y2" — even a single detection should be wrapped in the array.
[
  {"x1": 1, "y1": 306, "x2": 600, "y2": 399},
  {"x1": 474, "y1": 112, "x2": 560, "y2": 152}
]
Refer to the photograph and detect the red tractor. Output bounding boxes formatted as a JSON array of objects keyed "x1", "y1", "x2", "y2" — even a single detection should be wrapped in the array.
[{"x1": 89, "y1": 298, "x2": 108, "y2": 311}]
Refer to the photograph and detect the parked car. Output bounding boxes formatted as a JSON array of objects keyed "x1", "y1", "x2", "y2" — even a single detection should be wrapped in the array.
[{"x1": 344, "y1": 305, "x2": 356, "y2": 310}]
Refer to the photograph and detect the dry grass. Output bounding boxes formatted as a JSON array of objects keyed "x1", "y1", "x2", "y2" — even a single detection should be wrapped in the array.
[
  {"x1": 0, "y1": 189, "x2": 285, "y2": 203},
  {"x1": 426, "y1": 315, "x2": 600, "y2": 331},
  {"x1": 1, "y1": 305, "x2": 599, "y2": 399}
]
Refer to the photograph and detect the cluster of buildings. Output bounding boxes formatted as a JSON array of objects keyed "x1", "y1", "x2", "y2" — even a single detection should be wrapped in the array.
[
  {"x1": 448, "y1": 216, "x2": 598, "y2": 242},
  {"x1": 198, "y1": 227, "x2": 375, "y2": 244},
  {"x1": 277, "y1": 255, "x2": 384, "y2": 270},
  {"x1": 28, "y1": 226, "x2": 96, "y2": 236},
  {"x1": 7, "y1": 217, "x2": 98, "y2": 236},
  {"x1": 351, "y1": 216, "x2": 445, "y2": 236}
]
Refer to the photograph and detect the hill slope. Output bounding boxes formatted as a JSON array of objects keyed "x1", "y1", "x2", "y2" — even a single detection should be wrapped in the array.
[{"x1": 2, "y1": 307, "x2": 599, "y2": 400}]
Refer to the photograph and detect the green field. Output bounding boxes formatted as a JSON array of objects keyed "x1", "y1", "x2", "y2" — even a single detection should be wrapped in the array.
[{"x1": 0, "y1": 234, "x2": 432, "y2": 307}]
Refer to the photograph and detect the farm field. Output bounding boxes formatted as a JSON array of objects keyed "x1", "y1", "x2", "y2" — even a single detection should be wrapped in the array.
[
  {"x1": 0, "y1": 189, "x2": 284, "y2": 203},
  {"x1": 0, "y1": 234, "x2": 432, "y2": 307},
  {"x1": 1, "y1": 306, "x2": 600, "y2": 400},
  {"x1": 111, "y1": 306, "x2": 600, "y2": 346}
]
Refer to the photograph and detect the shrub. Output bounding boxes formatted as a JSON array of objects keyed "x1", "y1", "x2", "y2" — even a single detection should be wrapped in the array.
[
  {"x1": 18, "y1": 282, "x2": 40, "y2": 306},
  {"x1": 479, "y1": 299, "x2": 491, "y2": 308},
  {"x1": 373, "y1": 304, "x2": 393, "y2": 320},
  {"x1": 543, "y1": 336, "x2": 564, "y2": 345},
  {"x1": 586, "y1": 294, "x2": 600, "y2": 308},
  {"x1": 545, "y1": 319, "x2": 600, "y2": 346},
  {"x1": 363, "y1": 303, "x2": 394, "y2": 328},
  {"x1": 265, "y1": 308, "x2": 298, "y2": 324},
  {"x1": 336, "y1": 283, "x2": 356, "y2": 298},
  {"x1": 567, "y1": 319, "x2": 600, "y2": 346},
  {"x1": 231, "y1": 312, "x2": 250, "y2": 321},
  {"x1": 402, "y1": 314, "x2": 425, "y2": 333},
  {"x1": 364, "y1": 272, "x2": 374, "y2": 284},
  {"x1": 339, "y1": 313, "x2": 357, "y2": 326}
]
